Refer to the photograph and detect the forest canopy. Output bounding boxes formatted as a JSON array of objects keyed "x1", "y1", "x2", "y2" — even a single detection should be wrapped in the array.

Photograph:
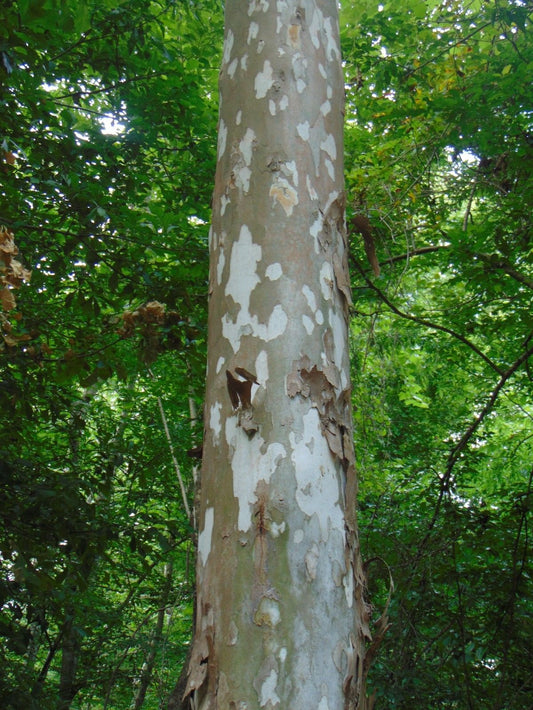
[{"x1": 1, "y1": 0, "x2": 532, "y2": 707}]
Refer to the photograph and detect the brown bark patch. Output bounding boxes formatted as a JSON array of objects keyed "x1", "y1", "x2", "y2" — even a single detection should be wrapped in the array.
[{"x1": 287, "y1": 356, "x2": 355, "y2": 471}]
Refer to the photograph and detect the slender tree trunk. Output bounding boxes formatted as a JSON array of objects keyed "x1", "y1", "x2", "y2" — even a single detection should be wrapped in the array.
[
  {"x1": 183, "y1": 1, "x2": 371, "y2": 707},
  {"x1": 58, "y1": 605, "x2": 81, "y2": 710},
  {"x1": 132, "y1": 563, "x2": 173, "y2": 709}
]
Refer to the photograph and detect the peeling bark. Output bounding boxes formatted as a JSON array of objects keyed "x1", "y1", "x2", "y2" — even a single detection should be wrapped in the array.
[{"x1": 182, "y1": 1, "x2": 371, "y2": 708}]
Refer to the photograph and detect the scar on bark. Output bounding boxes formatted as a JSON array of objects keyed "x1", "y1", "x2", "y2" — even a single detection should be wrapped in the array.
[
  {"x1": 226, "y1": 368, "x2": 259, "y2": 437},
  {"x1": 174, "y1": 604, "x2": 216, "y2": 710},
  {"x1": 319, "y1": 193, "x2": 354, "y2": 313},
  {"x1": 286, "y1": 355, "x2": 355, "y2": 471}
]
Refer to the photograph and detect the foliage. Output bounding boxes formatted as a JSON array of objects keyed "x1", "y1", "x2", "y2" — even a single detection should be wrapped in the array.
[
  {"x1": 0, "y1": 0, "x2": 532, "y2": 707},
  {"x1": 341, "y1": 0, "x2": 533, "y2": 707},
  {"x1": 0, "y1": 0, "x2": 222, "y2": 706}
]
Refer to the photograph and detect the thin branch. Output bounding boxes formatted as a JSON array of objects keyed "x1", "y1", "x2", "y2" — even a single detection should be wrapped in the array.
[
  {"x1": 351, "y1": 258, "x2": 504, "y2": 375},
  {"x1": 47, "y1": 30, "x2": 96, "y2": 64},
  {"x1": 420, "y1": 343, "x2": 533, "y2": 549},
  {"x1": 445, "y1": 344, "x2": 533, "y2": 480},
  {"x1": 462, "y1": 172, "x2": 479, "y2": 232},
  {"x1": 148, "y1": 369, "x2": 192, "y2": 522},
  {"x1": 477, "y1": 254, "x2": 533, "y2": 291},
  {"x1": 403, "y1": 21, "x2": 493, "y2": 79},
  {"x1": 52, "y1": 100, "x2": 116, "y2": 118},
  {"x1": 380, "y1": 244, "x2": 449, "y2": 268},
  {"x1": 54, "y1": 71, "x2": 170, "y2": 101}
]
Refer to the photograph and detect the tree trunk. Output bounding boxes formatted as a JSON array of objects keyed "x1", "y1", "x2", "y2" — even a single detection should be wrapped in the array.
[
  {"x1": 183, "y1": 1, "x2": 371, "y2": 707},
  {"x1": 58, "y1": 605, "x2": 81, "y2": 710}
]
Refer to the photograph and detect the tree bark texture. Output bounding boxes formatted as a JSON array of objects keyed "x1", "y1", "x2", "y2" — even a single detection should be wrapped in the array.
[{"x1": 183, "y1": 1, "x2": 371, "y2": 708}]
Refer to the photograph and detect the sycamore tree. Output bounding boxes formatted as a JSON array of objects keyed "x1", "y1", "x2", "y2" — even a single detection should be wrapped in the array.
[{"x1": 176, "y1": 1, "x2": 375, "y2": 708}]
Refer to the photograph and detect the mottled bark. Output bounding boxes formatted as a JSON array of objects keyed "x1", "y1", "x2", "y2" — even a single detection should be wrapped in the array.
[{"x1": 183, "y1": 1, "x2": 371, "y2": 708}]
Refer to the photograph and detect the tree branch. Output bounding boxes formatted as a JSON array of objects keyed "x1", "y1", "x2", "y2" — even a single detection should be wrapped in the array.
[
  {"x1": 444, "y1": 343, "x2": 533, "y2": 481},
  {"x1": 54, "y1": 71, "x2": 170, "y2": 101},
  {"x1": 351, "y1": 258, "x2": 504, "y2": 375},
  {"x1": 148, "y1": 369, "x2": 192, "y2": 523}
]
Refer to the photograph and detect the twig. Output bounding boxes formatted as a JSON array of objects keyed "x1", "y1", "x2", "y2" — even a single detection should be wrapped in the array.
[
  {"x1": 148, "y1": 369, "x2": 191, "y2": 522},
  {"x1": 445, "y1": 344, "x2": 533, "y2": 480},
  {"x1": 351, "y1": 258, "x2": 503, "y2": 376}
]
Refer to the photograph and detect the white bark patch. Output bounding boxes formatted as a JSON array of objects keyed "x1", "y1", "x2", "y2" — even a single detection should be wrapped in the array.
[
  {"x1": 248, "y1": 21, "x2": 259, "y2": 43},
  {"x1": 318, "y1": 696, "x2": 330, "y2": 710},
  {"x1": 324, "y1": 16, "x2": 341, "y2": 61},
  {"x1": 216, "y1": 356, "x2": 225, "y2": 374},
  {"x1": 240, "y1": 128, "x2": 256, "y2": 165},
  {"x1": 265, "y1": 304, "x2": 288, "y2": 340},
  {"x1": 294, "y1": 528, "x2": 304, "y2": 544},
  {"x1": 320, "y1": 99, "x2": 331, "y2": 116},
  {"x1": 265, "y1": 262, "x2": 282, "y2": 280},
  {"x1": 305, "y1": 542, "x2": 320, "y2": 580},
  {"x1": 227, "y1": 57, "x2": 238, "y2": 78},
  {"x1": 325, "y1": 158, "x2": 335, "y2": 181},
  {"x1": 255, "y1": 349, "x2": 269, "y2": 386},
  {"x1": 306, "y1": 175, "x2": 318, "y2": 201},
  {"x1": 220, "y1": 193, "x2": 230, "y2": 216},
  {"x1": 248, "y1": 0, "x2": 269, "y2": 15},
  {"x1": 222, "y1": 302, "x2": 288, "y2": 353},
  {"x1": 308, "y1": 8, "x2": 322, "y2": 49},
  {"x1": 228, "y1": 620, "x2": 239, "y2": 646},
  {"x1": 222, "y1": 29, "x2": 234, "y2": 66},
  {"x1": 217, "y1": 119, "x2": 227, "y2": 161},
  {"x1": 292, "y1": 54, "x2": 308, "y2": 94},
  {"x1": 302, "y1": 314, "x2": 314, "y2": 335},
  {"x1": 328, "y1": 308, "x2": 348, "y2": 389},
  {"x1": 320, "y1": 261, "x2": 334, "y2": 300},
  {"x1": 225, "y1": 225, "x2": 261, "y2": 310},
  {"x1": 255, "y1": 60, "x2": 274, "y2": 99},
  {"x1": 302, "y1": 284, "x2": 317, "y2": 313},
  {"x1": 279, "y1": 647, "x2": 287, "y2": 663},
  {"x1": 241, "y1": 54, "x2": 248, "y2": 71},
  {"x1": 259, "y1": 669, "x2": 280, "y2": 707},
  {"x1": 289, "y1": 408, "x2": 344, "y2": 540},
  {"x1": 310, "y1": 214, "x2": 322, "y2": 252},
  {"x1": 216, "y1": 249, "x2": 225, "y2": 285},
  {"x1": 210, "y1": 401, "x2": 222, "y2": 443},
  {"x1": 283, "y1": 160, "x2": 298, "y2": 186},
  {"x1": 279, "y1": 94, "x2": 289, "y2": 111},
  {"x1": 320, "y1": 134, "x2": 337, "y2": 160},
  {"x1": 343, "y1": 562, "x2": 354, "y2": 608},
  {"x1": 270, "y1": 520, "x2": 286, "y2": 537},
  {"x1": 296, "y1": 121, "x2": 310, "y2": 141},
  {"x1": 236, "y1": 109, "x2": 242, "y2": 125},
  {"x1": 236, "y1": 165, "x2": 252, "y2": 193},
  {"x1": 254, "y1": 597, "x2": 281, "y2": 627},
  {"x1": 198, "y1": 507, "x2": 214, "y2": 566},
  {"x1": 319, "y1": 62, "x2": 327, "y2": 79},
  {"x1": 269, "y1": 99, "x2": 276, "y2": 116},
  {"x1": 226, "y1": 418, "x2": 286, "y2": 532}
]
